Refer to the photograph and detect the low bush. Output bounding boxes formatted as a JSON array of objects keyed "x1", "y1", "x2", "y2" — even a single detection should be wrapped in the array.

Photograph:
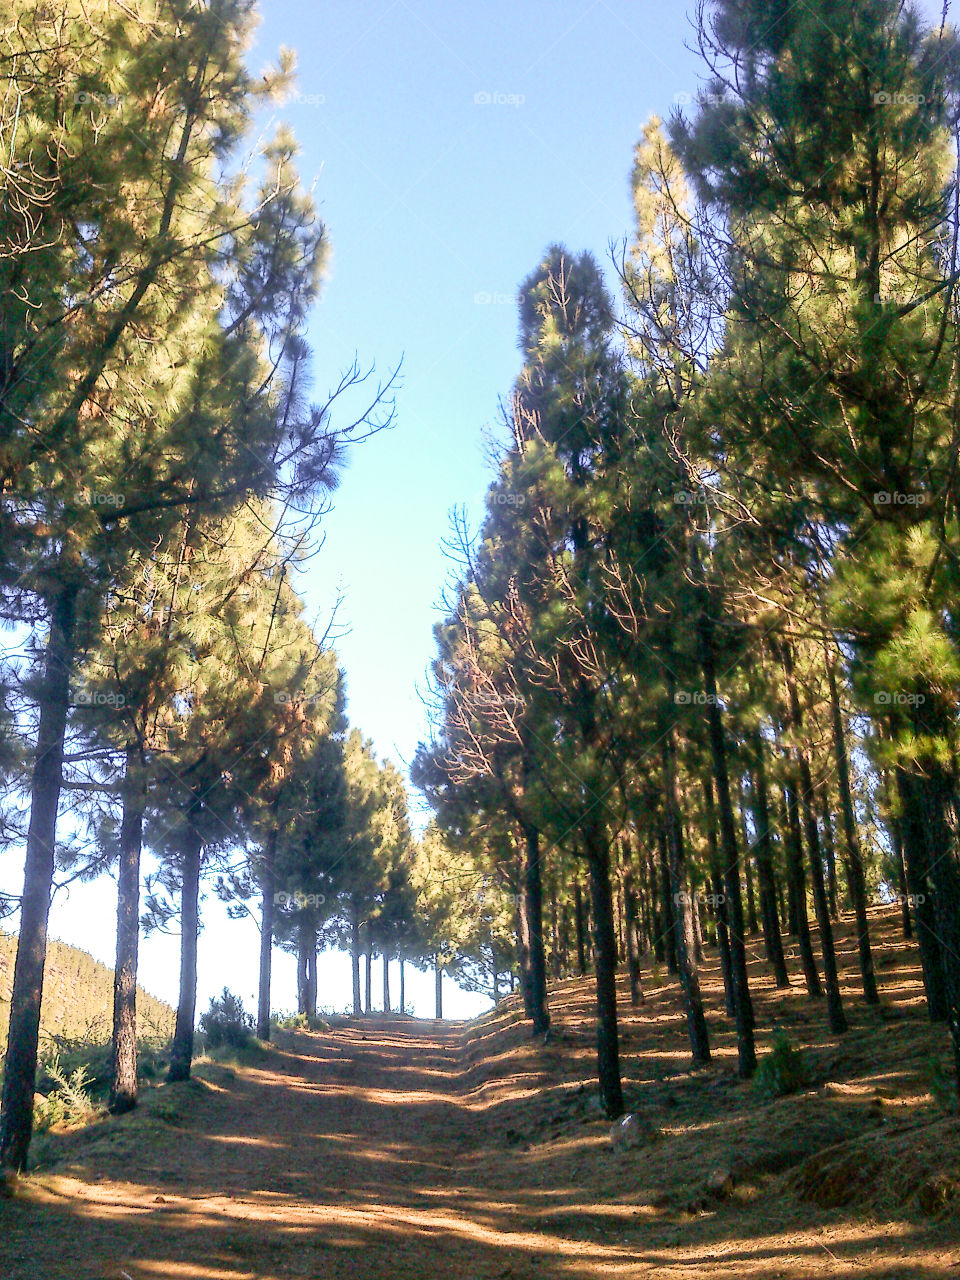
[
  {"x1": 754, "y1": 1032, "x2": 813, "y2": 1100},
  {"x1": 199, "y1": 988, "x2": 255, "y2": 1050}
]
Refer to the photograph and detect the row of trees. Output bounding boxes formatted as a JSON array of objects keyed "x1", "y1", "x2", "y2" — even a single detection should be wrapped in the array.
[
  {"x1": 0, "y1": 0, "x2": 413, "y2": 1173},
  {"x1": 415, "y1": 0, "x2": 960, "y2": 1117}
]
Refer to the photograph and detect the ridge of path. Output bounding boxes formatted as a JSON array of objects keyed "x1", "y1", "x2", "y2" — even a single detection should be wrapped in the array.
[{"x1": 3, "y1": 1018, "x2": 651, "y2": 1280}]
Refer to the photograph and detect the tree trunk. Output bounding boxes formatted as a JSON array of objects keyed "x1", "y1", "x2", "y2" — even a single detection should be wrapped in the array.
[
  {"x1": 783, "y1": 777, "x2": 823, "y2": 998},
  {"x1": 364, "y1": 945, "x2": 372, "y2": 1015},
  {"x1": 890, "y1": 813, "x2": 912, "y2": 939},
  {"x1": 550, "y1": 882, "x2": 561, "y2": 979},
  {"x1": 699, "y1": 618, "x2": 756, "y2": 1077},
  {"x1": 110, "y1": 744, "x2": 146, "y2": 1114},
  {"x1": 648, "y1": 849, "x2": 665, "y2": 963},
  {"x1": 350, "y1": 909, "x2": 362, "y2": 1015},
  {"x1": 434, "y1": 957, "x2": 443, "y2": 1019},
  {"x1": 657, "y1": 823, "x2": 679, "y2": 973},
  {"x1": 662, "y1": 723, "x2": 710, "y2": 1064},
  {"x1": 520, "y1": 821, "x2": 550, "y2": 1034},
  {"x1": 826, "y1": 654, "x2": 879, "y2": 1004},
  {"x1": 691, "y1": 877, "x2": 705, "y2": 965},
  {"x1": 297, "y1": 944, "x2": 308, "y2": 1014},
  {"x1": 256, "y1": 823, "x2": 278, "y2": 1041},
  {"x1": 574, "y1": 877, "x2": 587, "y2": 976},
  {"x1": 895, "y1": 769, "x2": 949, "y2": 1019},
  {"x1": 585, "y1": 826, "x2": 624, "y2": 1118},
  {"x1": 304, "y1": 922, "x2": 317, "y2": 1018},
  {"x1": 168, "y1": 810, "x2": 203, "y2": 1083},
  {"x1": 749, "y1": 734, "x2": 790, "y2": 988},
  {"x1": 703, "y1": 777, "x2": 735, "y2": 1017},
  {"x1": 621, "y1": 844, "x2": 645, "y2": 1006},
  {"x1": 781, "y1": 644, "x2": 846, "y2": 1034},
  {"x1": 383, "y1": 953, "x2": 391, "y2": 1013},
  {"x1": 399, "y1": 958, "x2": 405, "y2": 1014},
  {"x1": 0, "y1": 580, "x2": 77, "y2": 1171},
  {"x1": 738, "y1": 779, "x2": 760, "y2": 935},
  {"x1": 821, "y1": 800, "x2": 840, "y2": 921}
]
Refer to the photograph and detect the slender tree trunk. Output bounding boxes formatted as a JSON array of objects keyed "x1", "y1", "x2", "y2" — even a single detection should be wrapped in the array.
[
  {"x1": 826, "y1": 654, "x2": 879, "y2": 1004},
  {"x1": 297, "y1": 943, "x2": 308, "y2": 1014},
  {"x1": 584, "y1": 824, "x2": 624, "y2": 1118},
  {"x1": 821, "y1": 800, "x2": 840, "y2": 921},
  {"x1": 110, "y1": 745, "x2": 146, "y2": 1114},
  {"x1": 383, "y1": 953, "x2": 391, "y2": 1013},
  {"x1": 0, "y1": 580, "x2": 78, "y2": 1171},
  {"x1": 749, "y1": 734, "x2": 790, "y2": 988},
  {"x1": 738, "y1": 778, "x2": 760, "y2": 935},
  {"x1": 304, "y1": 922, "x2": 317, "y2": 1018},
  {"x1": 256, "y1": 823, "x2": 278, "y2": 1041},
  {"x1": 895, "y1": 769, "x2": 949, "y2": 1019},
  {"x1": 621, "y1": 845, "x2": 645, "y2": 1006},
  {"x1": 783, "y1": 777, "x2": 823, "y2": 998},
  {"x1": 648, "y1": 849, "x2": 665, "y2": 964},
  {"x1": 550, "y1": 883, "x2": 561, "y2": 979},
  {"x1": 657, "y1": 824, "x2": 679, "y2": 973},
  {"x1": 168, "y1": 810, "x2": 203, "y2": 1083},
  {"x1": 699, "y1": 619, "x2": 756, "y2": 1077},
  {"x1": 434, "y1": 957, "x2": 443, "y2": 1019},
  {"x1": 703, "y1": 777, "x2": 735, "y2": 1017},
  {"x1": 691, "y1": 877, "x2": 705, "y2": 965},
  {"x1": 364, "y1": 945, "x2": 372, "y2": 1015},
  {"x1": 890, "y1": 813, "x2": 912, "y2": 939},
  {"x1": 399, "y1": 958, "x2": 405, "y2": 1014},
  {"x1": 574, "y1": 877, "x2": 587, "y2": 976},
  {"x1": 662, "y1": 724, "x2": 710, "y2": 1064},
  {"x1": 781, "y1": 644, "x2": 846, "y2": 1034},
  {"x1": 350, "y1": 908, "x2": 362, "y2": 1016},
  {"x1": 520, "y1": 821, "x2": 550, "y2": 1034}
]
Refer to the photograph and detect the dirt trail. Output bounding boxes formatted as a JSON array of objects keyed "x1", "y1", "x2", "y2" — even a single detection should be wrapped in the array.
[
  {"x1": 3, "y1": 963, "x2": 959, "y2": 1280},
  {"x1": 2, "y1": 1018, "x2": 646, "y2": 1280}
]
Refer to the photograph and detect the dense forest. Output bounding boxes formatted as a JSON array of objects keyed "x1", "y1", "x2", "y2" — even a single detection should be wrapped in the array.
[{"x1": 2, "y1": 0, "x2": 960, "y2": 1209}]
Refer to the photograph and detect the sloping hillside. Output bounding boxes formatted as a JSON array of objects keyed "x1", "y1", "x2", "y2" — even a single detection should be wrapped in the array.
[{"x1": 0, "y1": 933, "x2": 175, "y2": 1047}]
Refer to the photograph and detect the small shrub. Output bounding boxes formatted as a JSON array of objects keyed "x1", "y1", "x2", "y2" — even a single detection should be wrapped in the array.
[
  {"x1": 33, "y1": 1054, "x2": 102, "y2": 1132},
  {"x1": 199, "y1": 988, "x2": 254, "y2": 1050},
  {"x1": 754, "y1": 1032, "x2": 812, "y2": 1099}
]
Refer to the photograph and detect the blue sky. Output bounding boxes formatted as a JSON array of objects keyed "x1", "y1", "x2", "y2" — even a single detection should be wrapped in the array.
[{"x1": 258, "y1": 0, "x2": 700, "y2": 792}]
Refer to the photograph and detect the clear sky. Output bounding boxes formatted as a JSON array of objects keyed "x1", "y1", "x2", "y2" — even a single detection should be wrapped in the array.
[{"x1": 22, "y1": 0, "x2": 943, "y2": 1022}]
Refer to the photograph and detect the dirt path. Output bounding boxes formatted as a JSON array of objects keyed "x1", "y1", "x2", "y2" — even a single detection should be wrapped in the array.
[
  {"x1": 2, "y1": 1008, "x2": 957, "y2": 1279},
  {"x1": 1, "y1": 1018, "x2": 636, "y2": 1280}
]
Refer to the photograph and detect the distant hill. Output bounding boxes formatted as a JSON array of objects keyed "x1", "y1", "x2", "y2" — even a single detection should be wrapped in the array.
[{"x1": 0, "y1": 933, "x2": 176, "y2": 1047}]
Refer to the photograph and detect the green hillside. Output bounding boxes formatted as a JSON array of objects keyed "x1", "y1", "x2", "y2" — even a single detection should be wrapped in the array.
[{"x1": 0, "y1": 933, "x2": 175, "y2": 1049}]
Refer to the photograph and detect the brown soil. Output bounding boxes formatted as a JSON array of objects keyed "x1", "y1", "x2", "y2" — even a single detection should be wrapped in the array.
[{"x1": 3, "y1": 907, "x2": 960, "y2": 1278}]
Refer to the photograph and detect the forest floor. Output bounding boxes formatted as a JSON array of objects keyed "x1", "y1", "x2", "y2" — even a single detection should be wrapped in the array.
[{"x1": 2, "y1": 908, "x2": 960, "y2": 1279}]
